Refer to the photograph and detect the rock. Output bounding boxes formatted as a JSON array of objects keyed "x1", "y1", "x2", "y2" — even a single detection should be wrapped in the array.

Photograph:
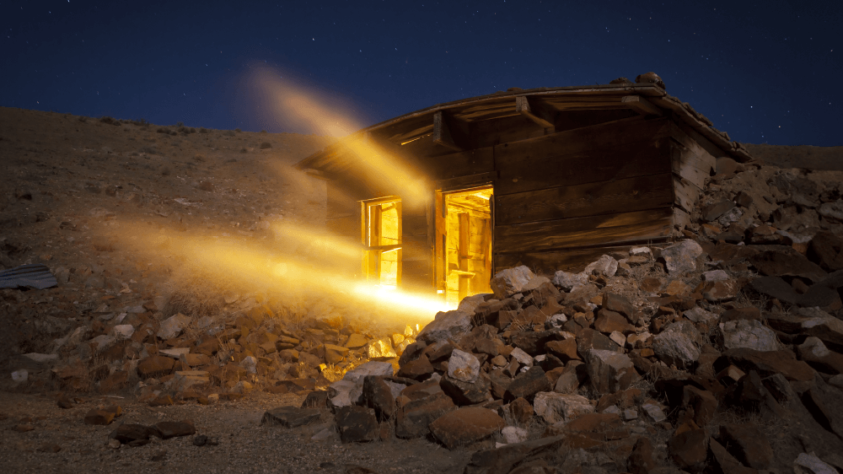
[
  {"x1": 112, "y1": 424, "x2": 161, "y2": 445},
  {"x1": 703, "y1": 199, "x2": 737, "y2": 222},
  {"x1": 428, "y1": 407, "x2": 504, "y2": 449},
  {"x1": 584, "y1": 255, "x2": 618, "y2": 277},
  {"x1": 344, "y1": 361, "x2": 394, "y2": 382},
  {"x1": 704, "y1": 279, "x2": 743, "y2": 302},
  {"x1": 709, "y1": 438, "x2": 756, "y2": 474},
  {"x1": 819, "y1": 200, "x2": 843, "y2": 220},
  {"x1": 653, "y1": 321, "x2": 701, "y2": 369},
  {"x1": 532, "y1": 392, "x2": 594, "y2": 424},
  {"x1": 578, "y1": 328, "x2": 620, "y2": 354},
  {"x1": 683, "y1": 307, "x2": 719, "y2": 326},
  {"x1": 11, "y1": 369, "x2": 27, "y2": 383},
  {"x1": 323, "y1": 344, "x2": 349, "y2": 364},
  {"x1": 490, "y1": 265, "x2": 535, "y2": 298},
  {"x1": 157, "y1": 313, "x2": 191, "y2": 340},
  {"x1": 552, "y1": 271, "x2": 588, "y2": 292},
  {"x1": 586, "y1": 349, "x2": 640, "y2": 393},
  {"x1": 660, "y1": 240, "x2": 703, "y2": 275},
  {"x1": 716, "y1": 348, "x2": 816, "y2": 382},
  {"x1": 721, "y1": 307, "x2": 761, "y2": 322},
  {"x1": 501, "y1": 426, "x2": 529, "y2": 444},
  {"x1": 335, "y1": 405, "x2": 378, "y2": 443},
  {"x1": 808, "y1": 231, "x2": 843, "y2": 271},
  {"x1": 720, "y1": 319, "x2": 779, "y2": 352},
  {"x1": 137, "y1": 355, "x2": 175, "y2": 377},
  {"x1": 395, "y1": 392, "x2": 456, "y2": 439},
  {"x1": 554, "y1": 364, "x2": 582, "y2": 394},
  {"x1": 112, "y1": 324, "x2": 135, "y2": 340},
  {"x1": 603, "y1": 293, "x2": 635, "y2": 321},
  {"x1": 703, "y1": 269, "x2": 731, "y2": 282},
  {"x1": 155, "y1": 420, "x2": 195, "y2": 439},
  {"x1": 448, "y1": 349, "x2": 480, "y2": 383},
  {"x1": 328, "y1": 380, "x2": 363, "y2": 409},
  {"x1": 345, "y1": 334, "x2": 368, "y2": 349},
  {"x1": 504, "y1": 366, "x2": 550, "y2": 401},
  {"x1": 509, "y1": 347, "x2": 533, "y2": 366},
  {"x1": 440, "y1": 374, "x2": 491, "y2": 405},
  {"x1": 594, "y1": 309, "x2": 634, "y2": 334},
  {"x1": 794, "y1": 453, "x2": 839, "y2": 474},
  {"x1": 796, "y1": 307, "x2": 843, "y2": 347},
  {"x1": 417, "y1": 310, "x2": 472, "y2": 344},
  {"x1": 362, "y1": 376, "x2": 395, "y2": 421},
  {"x1": 367, "y1": 338, "x2": 397, "y2": 358},
  {"x1": 12, "y1": 423, "x2": 34, "y2": 432},
  {"x1": 750, "y1": 248, "x2": 827, "y2": 283},
  {"x1": 682, "y1": 386, "x2": 718, "y2": 427},
  {"x1": 750, "y1": 276, "x2": 801, "y2": 305},
  {"x1": 718, "y1": 424, "x2": 773, "y2": 469},
  {"x1": 463, "y1": 435, "x2": 566, "y2": 474},
  {"x1": 641, "y1": 402, "x2": 667, "y2": 423},
  {"x1": 668, "y1": 427, "x2": 708, "y2": 473},
  {"x1": 262, "y1": 406, "x2": 321, "y2": 428},
  {"x1": 545, "y1": 339, "x2": 579, "y2": 362},
  {"x1": 458, "y1": 294, "x2": 488, "y2": 314},
  {"x1": 396, "y1": 356, "x2": 434, "y2": 381},
  {"x1": 84, "y1": 409, "x2": 115, "y2": 425},
  {"x1": 798, "y1": 337, "x2": 843, "y2": 374},
  {"x1": 628, "y1": 437, "x2": 656, "y2": 474}
]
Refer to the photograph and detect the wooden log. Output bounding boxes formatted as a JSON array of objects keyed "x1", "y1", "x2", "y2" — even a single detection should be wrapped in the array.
[
  {"x1": 516, "y1": 96, "x2": 556, "y2": 130},
  {"x1": 621, "y1": 95, "x2": 663, "y2": 116},
  {"x1": 426, "y1": 147, "x2": 495, "y2": 181},
  {"x1": 494, "y1": 208, "x2": 674, "y2": 254},
  {"x1": 433, "y1": 111, "x2": 465, "y2": 151},
  {"x1": 495, "y1": 172, "x2": 674, "y2": 226},
  {"x1": 666, "y1": 122, "x2": 716, "y2": 190}
]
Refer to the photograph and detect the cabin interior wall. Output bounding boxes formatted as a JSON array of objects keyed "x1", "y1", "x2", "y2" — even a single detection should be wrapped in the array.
[{"x1": 440, "y1": 187, "x2": 493, "y2": 306}]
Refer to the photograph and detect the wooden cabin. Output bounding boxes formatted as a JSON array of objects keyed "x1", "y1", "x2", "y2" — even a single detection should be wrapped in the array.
[{"x1": 294, "y1": 79, "x2": 752, "y2": 306}]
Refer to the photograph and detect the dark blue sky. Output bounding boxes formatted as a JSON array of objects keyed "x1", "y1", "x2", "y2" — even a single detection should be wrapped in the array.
[{"x1": 1, "y1": 1, "x2": 840, "y2": 146}]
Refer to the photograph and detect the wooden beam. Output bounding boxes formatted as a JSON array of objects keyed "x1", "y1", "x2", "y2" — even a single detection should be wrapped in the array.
[
  {"x1": 433, "y1": 111, "x2": 463, "y2": 151},
  {"x1": 516, "y1": 96, "x2": 556, "y2": 130},
  {"x1": 622, "y1": 95, "x2": 663, "y2": 116}
]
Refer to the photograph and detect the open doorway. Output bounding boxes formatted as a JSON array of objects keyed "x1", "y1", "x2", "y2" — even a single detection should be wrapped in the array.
[
  {"x1": 436, "y1": 186, "x2": 493, "y2": 306},
  {"x1": 362, "y1": 197, "x2": 402, "y2": 289}
]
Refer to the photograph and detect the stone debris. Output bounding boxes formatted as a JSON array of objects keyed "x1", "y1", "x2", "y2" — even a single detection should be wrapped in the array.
[{"x1": 4, "y1": 148, "x2": 843, "y2": 473}]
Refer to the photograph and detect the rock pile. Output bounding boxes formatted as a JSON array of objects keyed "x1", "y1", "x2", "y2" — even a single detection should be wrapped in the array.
[{"x1": 258, "y1": 163, "x2": 843, "y2": 473}]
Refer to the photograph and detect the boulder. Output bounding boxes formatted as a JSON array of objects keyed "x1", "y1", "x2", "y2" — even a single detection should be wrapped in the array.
[
  {"x1": 335, "y1": 405, "x2": 378, "y2": 443},
  {"x1": 440, "y1": 374, "x2": 491, "y2": 405},
  {"x1": 157, "y1": 313, "x2": 191, "y2": 340},
  {"x1": 395, "y1": 392, "x2": 456, "y2": 439},
  {"x1": 594, "y1": 309, "x2": 634, "y2": 335},
  {"x1": 490, "y1": 265, "x2": 535, "y2": 299},
  {"x1": 603, "y1": 293, "x2": 635, "y2": 322},
  {"x1": 653, "y1": 321, "x2": 701, "y2": 369},
  {"x1": 428, "y1": 407, "x2": 504, "y2": 449},
  {"x1": 715, "y1": 348, "x2": 816, "y2": 382},
  {"x1": 586, "y1": 349, "x2": 640, "y2": 393},
  {"x1": 362, "y1": 376, "x2": 395, "y2": 421},
  {"x1": 504, "y1": 366, "x2": 550, "y2": 402},
  {"x1": 720, "y1": 319, "x2": 779, "y2": 352},
  {"x1": 660, "y1": 240, "x2": 704, "y2": 275},
  {"x1": 532, "y1": 392, "x2": 594, "y2": 424},
  {"x1": 668, "y1": 428, "x2": 709, "y2": 473},
  {"x1": 718, "y1": 424, "x2": 773, "y2": 469},
  {"x1": 807, "y1": 231, "x2": 843, "y2": 271},
  {"x1": 552, "y1": 271, "x2": 588, "y2": 292},
  {"x1": 584, "y1": 254, "x2": 618, "y2": 277},
  {"x1": 417, "y1": 310, "x2": 472, "y2": 344},
  {"x1": 447, "y1": 349, "x2": 480, "y2": 383},
  {"x1": 749, "y1": 248, "x2": 827, "y2": 283},
  {"x1": 794, "y1": 453, "x2": 839, "y2": 474},
  {"x1": 155, "y1": 420, "x2": 196, "y2": 439}
]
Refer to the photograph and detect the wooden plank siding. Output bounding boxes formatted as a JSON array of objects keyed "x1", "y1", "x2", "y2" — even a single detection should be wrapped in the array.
[{"x1": 494, "y1": 208, "x2": 674, "y2": 255}]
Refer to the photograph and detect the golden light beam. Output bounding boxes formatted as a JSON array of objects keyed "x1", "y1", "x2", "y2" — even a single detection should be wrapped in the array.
[{"x1": 250, "y1": 68, "x2": 431, "y2": 206}]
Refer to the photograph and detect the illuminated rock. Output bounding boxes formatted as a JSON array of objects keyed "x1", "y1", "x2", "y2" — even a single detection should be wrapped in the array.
[
  {"x1": 417, "y1": 310, "x2": 472, "y2": 344},
  {"x1": 344, "y1": 333, "x2": 368, "y2": 349},
  {"x1": 367, "y1": 338, "x2": 397, "y2": 359},
  {"x1": 448, "y1": 349, "x2": 480, "y2": 383}
]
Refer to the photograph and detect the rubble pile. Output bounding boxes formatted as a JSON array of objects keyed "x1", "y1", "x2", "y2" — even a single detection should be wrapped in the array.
[
  {"x1": 258, "y1": 162, "x2": 843, "y2": 473},
  {"x1": 5, "y1": 154, "x2": 843, "y2": 473}
]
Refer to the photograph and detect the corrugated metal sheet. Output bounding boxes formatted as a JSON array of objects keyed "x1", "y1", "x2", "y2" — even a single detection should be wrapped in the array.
[{"x1": 0, "y1": 264, "x2": 58, "y2": 290}]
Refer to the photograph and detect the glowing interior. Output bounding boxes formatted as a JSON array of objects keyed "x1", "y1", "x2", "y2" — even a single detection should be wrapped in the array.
[
  {"x1": 365, "y1": 199, "x2": 401, "y2": 288},
  {"x1": 443, "y1": 186, "x2": 493, "y2": 306}
]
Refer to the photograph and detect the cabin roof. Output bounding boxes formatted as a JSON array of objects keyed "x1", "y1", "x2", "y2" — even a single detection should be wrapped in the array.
[{"x1": 295, "y1": 82, "x2": 753, "y2": 173}]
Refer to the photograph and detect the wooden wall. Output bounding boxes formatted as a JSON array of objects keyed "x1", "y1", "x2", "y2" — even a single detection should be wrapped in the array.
[{"x1": 322, "y1": 112, "x2": 718, "y2": 287}]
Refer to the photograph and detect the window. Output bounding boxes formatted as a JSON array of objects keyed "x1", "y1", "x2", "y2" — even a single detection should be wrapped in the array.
[{"x1": 362, "y1": 197, "x2": 402, "y2": 288}]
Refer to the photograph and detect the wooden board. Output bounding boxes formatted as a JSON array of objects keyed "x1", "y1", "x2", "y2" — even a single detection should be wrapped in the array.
[
  {"x1": 672, "y1": 175, "x2": 700, "y2": 214},
  {"x1": 426, "y1": 147, "x2": 495, "y2": 181},
  {"x1": 495, "y1": 172, "x2": 674, "y2": 226},
  {"x1": 666, "y1": 123, "x2": 716, "y2": 190},
  {"x1": 495, "y1": 240, "x2": 672, "y2": 275},
  {"x1": 496, "y1": 137, "x2": 672, "y2": 196},
  {"x1": 494, "y1": 208, "x2": 674, "y2": 254}
]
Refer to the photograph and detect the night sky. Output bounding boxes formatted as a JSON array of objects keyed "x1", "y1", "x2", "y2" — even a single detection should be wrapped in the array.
[{"x1": 2, "y1": 1, "x2": 840, "y2": 146}]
